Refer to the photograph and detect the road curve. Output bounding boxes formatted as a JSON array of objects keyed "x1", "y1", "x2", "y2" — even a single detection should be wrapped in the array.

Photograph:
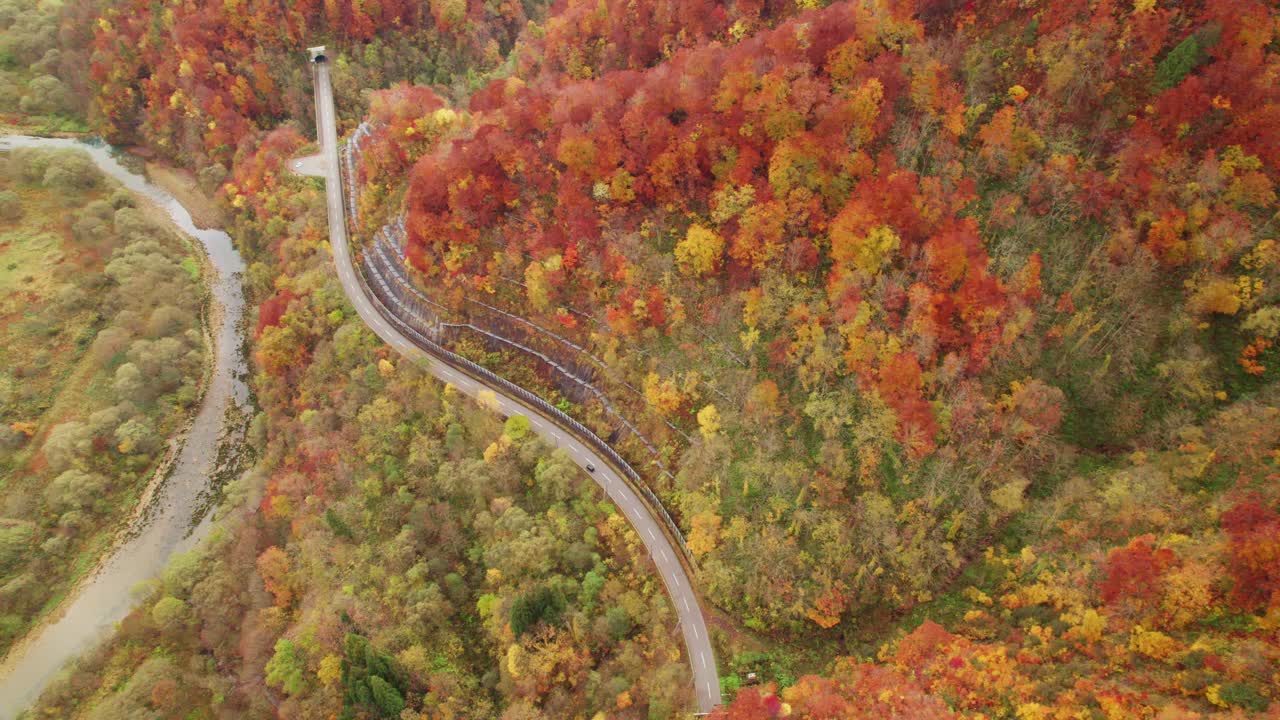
[{"x1": 303, "y1": 56, "x2": 721, "y2": 713}]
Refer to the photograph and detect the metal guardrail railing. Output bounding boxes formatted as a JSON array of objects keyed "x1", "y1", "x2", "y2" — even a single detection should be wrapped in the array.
[
  {"x1": 358, "y1": 248, "x2": 694, "y2": 567},
  {"x1": 345, "y1": 123, "x2": 695, "y2": 445},
  {"x1": 364, "y1": 232, "x2": 681, "y2": 461},
  {"x1": 371, "y1": 223, "x2": 699, "y2": 446},
  {"x1": 339, "y1": 128, "x2": 694, "y2": 567},
  {"x1": 344, "y1": 124, "x2": 689, "y2": 462}
]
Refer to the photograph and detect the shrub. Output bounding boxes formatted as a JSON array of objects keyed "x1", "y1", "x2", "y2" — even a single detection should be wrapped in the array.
[
  {"x1": 1218, "y1": 682, "x2": 1269, "y2": 712},
  {"x1": 41, "y1": 150, "x2": 99, "y2": 194},
  {"x1": 150, "y1": 596, "x2": 189, "y2": 633},
  {"x1": 509, "y1": 585, "x2": 566, "y2": 636},
  {"x1": 18, "y1": 74, "x2": 72, "y2": 115},
  {"x1": 0, "y1": 189, "x2": 20, "y2": 221}
]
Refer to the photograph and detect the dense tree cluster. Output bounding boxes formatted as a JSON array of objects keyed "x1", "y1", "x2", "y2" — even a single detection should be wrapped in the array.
[
  {"x1": 82, "y1": 0, "x2": 552, "y2": 167},
  {"x1": 357, "y1": 0, "x2": 1044, "y2": 632},
  {"x1": 0, "y1": 0, "x2": 94, "y2": 131},
  {"x1": 510, "y1": 0, "x2": 803, "y2": 82},
  {"x1": 335, "y1": 0, "x2": 1280, "y2": 639},
  {"x1": 715, "y1": 395, "x2": 1280, "y2": 717}
]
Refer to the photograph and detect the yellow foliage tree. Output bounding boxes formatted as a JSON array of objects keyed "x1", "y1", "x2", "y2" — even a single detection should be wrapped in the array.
[
  {"x1": 1015, "y1": 703, "x2": 1050, "y2": 720},
  {"x1": 377, "y1": 358, "x2": 395, "y2": 377},
  {"x1": 483, "y1": 434, "x2": 512, "y2": 463},
  {"x1": 1075, "y1": 608, "x2": 1107, "y2": 643},
  {"x1": 506, "y1": 643, "x2": 527, "y2": 677},
  {"x1": 746, "y1": 379, "x2": 780, "y2": 419},
  {"x1": 1159, "y1": 562, "x2": 1215, "y2": 629},
  {"x1": 687, "y1": 510, "x2": 723, "y2": 557},
  {"x1": 1188, "y1": 277, "x2": 1241, "y2": 315},
  {"x1": 317, "y1": 654, "x2": 343, "y2": 687},
  {"x1": 525, "y1": 261, "x2": 551, "y2": 311},
  {"x1": 829, "y1": 213, "x2": 900, "y2": 277},
  {"x1": 675, "y1": 224, "x2": 724, "y2": 276},
  {"x1": 476, "y1": 389, "x2": 500, "y2": 412},
  {"x1": 643, "y1": 373, "x2": 683, "y2": 414},
  {"x1": 1129, "y1": 625, "x2": 1180, "y2": 661},
  {"x1": 696, "y1": 404, "x2": 721, "y2": 439},
  {"x1": 847, "y1": 78, "x2": 884, "y2": 147},
  {"x1": 396, "y1": 645, "x2": 430, "y2": 679},
  {"x1": 989, "y1": 476, "x2": 1029, "y2": 515}
]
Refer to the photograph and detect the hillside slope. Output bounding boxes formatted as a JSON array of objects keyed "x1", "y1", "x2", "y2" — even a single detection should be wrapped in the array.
[{"x1": 11, "y1": 0, "x2": 1280, "y2": 717}]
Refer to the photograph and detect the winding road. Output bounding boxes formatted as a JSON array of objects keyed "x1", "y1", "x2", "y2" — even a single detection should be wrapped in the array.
[{"x1": 301, "y1": 52, "x2": 721, "y2": 713}]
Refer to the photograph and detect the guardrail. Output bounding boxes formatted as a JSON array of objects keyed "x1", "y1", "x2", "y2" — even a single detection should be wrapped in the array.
[
  {"x1": 358, "y1": 246, "x2": 695, "y2": 569},
  {"x1": 345, "y1": 123, "x2": 697, "y2": 445},
  {"x1": 339, "y1": 129, "x2": 695, "y2": 569},
  {"x1": 372, "y1": 223, "x2": 699, "y2": 444},
  {"x1": 343, "y1": 126, "x2": 691, "y2": 462},
  {"x1": 363, "y1": 232, "x2": 682, "y2": 460}
]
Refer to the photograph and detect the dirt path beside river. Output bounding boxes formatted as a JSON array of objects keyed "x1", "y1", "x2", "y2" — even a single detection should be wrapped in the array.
[{"x1": 143, "y1": 162, "x2": 226, "y2": 230}]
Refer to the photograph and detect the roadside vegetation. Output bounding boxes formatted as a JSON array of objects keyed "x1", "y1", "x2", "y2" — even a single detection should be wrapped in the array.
[
  {"x1": 0, "y1": 147, "x2": 206, "y2": 655},
  {"x1": 30, "y1": 145, "x2": 689, "y2": 720}
]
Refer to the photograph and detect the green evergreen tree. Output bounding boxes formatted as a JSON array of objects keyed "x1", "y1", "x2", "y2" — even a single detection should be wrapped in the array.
[
  {"x1": 368, "y1": 675, "x2": 405, "y2": 717},
  {"x1": 265, "y1": 639, "x2": 308, "y2": 696}
]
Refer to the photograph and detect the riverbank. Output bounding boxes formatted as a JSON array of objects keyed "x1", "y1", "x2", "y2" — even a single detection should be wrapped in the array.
[
  {"x1": 0, "y1": 135, "x2": 251, "y2": 720},
  {"x1": 0, "y1": 121, "x2": 88, "y2": 140},
  {"x1": 0, "y1": 124, "x2": 224, "y2": 229},
  {"x1": 143, "y1": 161, "x2": 226, "y2": 230},
  {"x1": 0, "y1": 139, "x2": 228, "y2": 657}
]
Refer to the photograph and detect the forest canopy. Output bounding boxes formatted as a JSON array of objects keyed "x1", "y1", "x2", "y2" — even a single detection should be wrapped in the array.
[{"x1": 10, "y1": 0, "x2": 1280, "y2": 717}]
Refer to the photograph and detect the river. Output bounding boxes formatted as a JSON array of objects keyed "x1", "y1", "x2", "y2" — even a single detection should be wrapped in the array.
[{"x1": 0, "y1": 136, "x2": 250, "y2": 719}]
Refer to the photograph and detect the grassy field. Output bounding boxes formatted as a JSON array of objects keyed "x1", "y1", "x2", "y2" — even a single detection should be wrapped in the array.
[{"x1": 0, "y1": 184, "x2": 111, "y2": 452}]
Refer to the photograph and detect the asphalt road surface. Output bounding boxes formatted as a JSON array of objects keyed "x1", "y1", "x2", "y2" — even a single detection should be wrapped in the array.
[{"x1": 305, "y1": 57, "x2": 722, "y2": 714}]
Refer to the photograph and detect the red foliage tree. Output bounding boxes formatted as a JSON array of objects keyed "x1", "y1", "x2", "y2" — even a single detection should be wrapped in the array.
[
  {"x1": 786, "y1": 661, "x2": 957, "y2": 719},
  {"x1": 256, "y1": 289, "x2": 296, "y2": 337},
  {"x1": 1221, "y1": 498, "x2": 1280, "y2": 611},
  {"x1": 709, "y1": 685, "x2": 785, "y2": 720},
  {"x1": 1099, "y1": 534, "x2": 1179, "y2": 606},
  {"x1": 876, "y1": 353, "x2": 938, "y2": 458},
  {"x1": 713, "y1": 659, "x2": 957, "y2": 719}
]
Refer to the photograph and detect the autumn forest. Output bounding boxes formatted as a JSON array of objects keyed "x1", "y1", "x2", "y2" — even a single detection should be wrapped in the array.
[{"x1": 2, "y1": 0, "x2": 1279, "y2": 717}]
